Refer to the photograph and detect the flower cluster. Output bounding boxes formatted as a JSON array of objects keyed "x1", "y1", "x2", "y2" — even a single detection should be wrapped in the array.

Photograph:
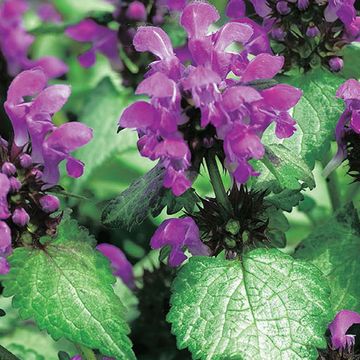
[
  {"x1": 0, "y1": 0, "x2": 67, "y2": 77},
  {"x1": 66, "y1": 0, "x2": 186, "y2": 88},
  {"x1": 119, "y1": 1, "x2": 302, "y2": 197},
  {"x1": 0, "y1": 68, "x2": 93, "y2": 274},
  {"x1": 227, "y1": 0, "x2": 360, "y2": 71},
  {"x1": 324, "y1": 79, "x2": 360, "y2": 180}
]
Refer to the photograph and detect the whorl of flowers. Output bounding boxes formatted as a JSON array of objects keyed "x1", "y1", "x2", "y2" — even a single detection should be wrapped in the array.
[
  {"x1": 65, "y1": 0, "x2": 186, "y2": 88},
  {"x1": 0, "y1": 0, "x2": 68, "y2": 78},
  {"x1": 119, "y1": 1, "x2": 302, "y2": 198},
  {"x1": 324, "y1": 78, "x2": 360, "y2": 179},
  {"x1": 226, "y1": 0, "x2": 360, "y2": 72},
  {"x1": 0, "y1": 68, "x2": 93, "y2": 274}
]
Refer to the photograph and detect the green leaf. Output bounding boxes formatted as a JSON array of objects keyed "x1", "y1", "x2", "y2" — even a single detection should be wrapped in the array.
[
  {"x1": 261, "y1": 144, "x2": 315, "y2": 191},
  {"x1": 2, "y1": 215, "x2": 135, "y2": 360},
  {"x1": 295, "y1": 202, "x2": 360, "y2": 313},
  {"x1": 71, "y1": 78, "x2": 138, "y2": 193},
  {"x1": 280, "y1": 69, "x2": 344, "y2": 169},
  {"x1": 102, "y1": 164, "x2": 165, "y2": 229},
  {"x1": 6, "y1": 344, "x2": 44, "y2": 360},
  {"x1": 168, "y1": 250, "x2": 332, "y2": 360},
  {"x1": 265, "y1": 189, "x2": 304, "y2": 212}
]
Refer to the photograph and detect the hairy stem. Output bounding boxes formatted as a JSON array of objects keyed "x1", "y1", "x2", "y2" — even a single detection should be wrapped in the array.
[
  {"x1": 321, "y1": 156, "x2": 342, "y2": 212},
  {"x1": 205, "y1": 151, "x2": 232, "y2": 215}
]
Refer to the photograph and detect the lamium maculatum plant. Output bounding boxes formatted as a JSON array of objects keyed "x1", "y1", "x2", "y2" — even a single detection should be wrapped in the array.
[{"x1": 1, "y1": 0, "x2": 360, "y2": 360}]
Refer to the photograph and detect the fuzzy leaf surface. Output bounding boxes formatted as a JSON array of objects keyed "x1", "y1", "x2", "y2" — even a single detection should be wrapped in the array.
[
  {"x1": 2, "y1": 215, "x2": 135, "y2": 360},
  {"x1": 168, "y1": 249, "x2": 332, "y2": 360},
  {"x1": 295, "y1": 202, "x2": 360, "y2": 313}
]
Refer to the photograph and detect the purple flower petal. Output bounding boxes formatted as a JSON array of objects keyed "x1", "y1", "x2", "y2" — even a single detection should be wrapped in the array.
[
  {"x1": 42, "y1": 123, "x2": 93, "y2": 185},
  {"x1": 97, "y1": 243, "x2": 135, "y2": 289},
  {"x1": 226, "y1": 0, "x2": 246, "y2": 18},
  {"x1": 241, "y1": 54, "x2": 284, "y2": 83},
  {"x1": 133, "y1": 26, "x2": 174, "y2": 60},
  {"x1": 329, "y1": 310, "x2": 360, "y2": 350},
  {"x1": 0, "y1": 220, "x2": 11, "y2": 254},
  {"x1": 180, "y1": 2, "x2": 219, "y2": 38},
  {"x1": 214, "y1": 22, "x2": 254, "y2": 51},
  {"x1": 136, "y1": 72, "x2": 177, "y2": 98},
  {"x1": 78, "y1": 49, "x2": 97, "y2": 68},
  {"x1": 119, "y1": 101, "x2": 157, "y2": 129},
  {"x1": 150, "y1": 217, "x2": 209, "y2": 266},
  {"x1": 261, "y1": 84, "x2": 302, "y2": 111},
  {"x1": 0, "y1": 174, "x2": 11, "y2": 220}
]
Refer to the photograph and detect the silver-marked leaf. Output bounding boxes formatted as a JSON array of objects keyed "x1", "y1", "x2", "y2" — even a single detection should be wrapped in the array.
[{"x1": 168, "y1": 249, "x2": 332, "y2": 360}]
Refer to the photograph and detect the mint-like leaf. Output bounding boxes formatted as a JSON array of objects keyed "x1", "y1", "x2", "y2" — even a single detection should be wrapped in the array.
[
  {"x1": 262, "y1": 144, "x2": 315, "y2": 191},
  {"x1": 295, "y1": 202, "x2": 360, "y2": 313},
  {"x1": 2, "y1": 215, "x2": 135, "y2": 360},
  {"x1": 168, "y1": 250, "x2": 332, "y2": 360},
  {"x1": 102, "y1": 164, "x2": 165, "y2": 229}
]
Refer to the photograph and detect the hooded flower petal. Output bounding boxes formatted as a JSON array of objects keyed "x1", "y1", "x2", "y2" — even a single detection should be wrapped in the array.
[
  {"x1": 241, "y1": 54, "x2": 284, "y2": 83},
  {"x1": 119, "y1": 101, "x2": 157, "y2": 129},
  {"x1": 261, "y1": 84, "x2": 302, "y2": 111},
  {"x1": 97, "y1": 243, "x2": 135, "y2": 289},
  {"x1": 150, "y1": 217, "x2": 210, "y2": 266},
  {"x1": 329, "y1": 310, "x2": 360, "y2": 350},
  {"x1": 180, "y1": 2, "x2": 219, "y2": 38},
  {"x1": 133, "y1": 26, "x2": 174, "y2": 60},
  {"x1": 226, "y1": 0, "x2": 246, "y2": 18}
]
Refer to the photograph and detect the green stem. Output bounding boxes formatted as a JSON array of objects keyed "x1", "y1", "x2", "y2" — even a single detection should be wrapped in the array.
[
  {"x1": 76, "y1": 345, "x2": 97, "y2": 360},
  {"x1": 321, "y1": 156, "x2": 341, "y2": 212},
  {"x1": 205, "y1": 151, "x2": 232, "y2": 215}
]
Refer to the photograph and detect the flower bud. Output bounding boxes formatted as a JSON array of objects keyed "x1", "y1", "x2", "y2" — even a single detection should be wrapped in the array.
[
  {"x1": 225, "y1": 219, "x2": 241, "y2": 235},
  {"x1": 1, "y1": 162, "x2": 16, "y2": 176},
  {"x1": 12, "y1": 208, "x2": 30, "y2": 227},
  {"x1": 297, "y1": 0, "x2": 309, "y2": 10},
  {"x1": 126, "y1": 1, "x2": 147, "y2": 21},
  {"x1": 39, "y1": 195, "x2": 60, "y2": 213},
  {"x1": 271, "y1": 27, "x2": 286, "y2": 41},
  {"x1": 30, "y1": 168, "x2": 43, "y2": 180},
  {"x1": 19, "y1": 154, "x2": 32, "y2": 169},
  {"x1": 9, "y1": 177, "x2": 21, "y2": 192},
  {"x1": 276, "y1": 1, "x2": 291, "y2": 15},
  {"x1": 329, "y1": 57, "x2": 344, "y2": 72},
  {"x1": 306, "y1": 25, "x2": 320, "y2": 38}
]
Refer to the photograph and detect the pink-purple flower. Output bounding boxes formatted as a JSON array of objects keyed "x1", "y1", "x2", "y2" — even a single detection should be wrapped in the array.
[
  {"x1": 150, "y1": 217, "x2": 210, "y2": 266},
  {"x1": 226, "y1": 0, "x2": 360, "y2": 71},
  {"x1": 324, "y1": 79, "x2": 360, "y2": 177},
  {"x1": 4, "y1": 68, "x2": 93, "y2": 186},
  {"x1": 119, "y1": 1, "x2": 301, "y2": 196},
  {"x1": 0, "y1": 69, "x2": 93, "y2": 274},
  {"x1": 329, "y1": 310, "x2": 360, "y2": 350},
  {"x1": 0, "y1": 0, "x2": 67, "y2": 77},
  {"x1": 97, "y1": 243, "x2": 135, "y2": 289}
]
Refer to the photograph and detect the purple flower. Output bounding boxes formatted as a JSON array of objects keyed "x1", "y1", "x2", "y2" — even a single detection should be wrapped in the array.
[
  {"x1": 37, "y1": 3, "x2": 62, "y2": 23},
  {"x1": 119, "y1": 2, "x2": 301, "y2": 193},
  {"x1": 5, "y1": 69, "x2": 93, "y2": 186},
  {"x1": 39, "y1": 195, "x2": 60, "y2": 214},
  {"x1": 329, "y1": 57, "x2": 344, "y2": 72},
  {"x1": 97, "y1": 243, "x2": 135, "y2": 289},
  {"x1": 0, "y1": 0, "x2": 67, "y2": 77},
  {"x1": 306, "y1": 25, "x2": 320, "y2": 38},
  {"x1": 0, "y1": 174, "x2": 11, "y2": 220},
  {"x1": 12, "y1": 208, "x2": 30, "y2": 227},
  {"x1": 324, "y1": 79, "x2": 360, "y2": 177},
  {"x1": 0, "y1": 257, "x2": 10, "y2": 275},
  {"x1": 151, "y1": 217, "x2": 210, "y2": 266},
  {"x1": 0, "y1": 220, "x2": 12, "y2": 255},
  {"x1": 329, "y1": 310, "x2": 360, "y2": 350},
  {"x1": 66, "y1": 19, "x2": 122, "y2": 70},
  {"x1": 237, "y1": 0, "x2": 360, "y2": 71},
  {"x1": 126, "y1": 1, "x2": 147, "y2": 21}
]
